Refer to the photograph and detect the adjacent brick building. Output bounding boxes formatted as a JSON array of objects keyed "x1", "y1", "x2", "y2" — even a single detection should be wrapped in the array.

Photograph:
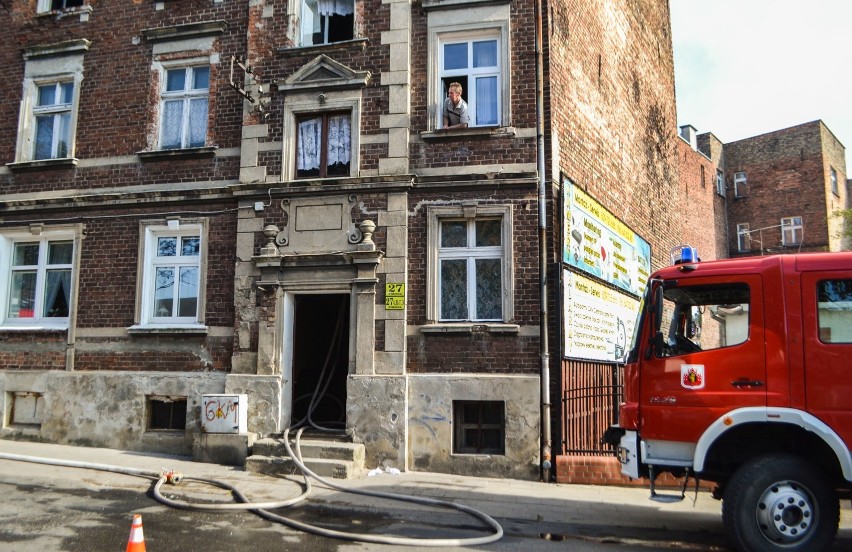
[{"x1": 1, "y1": 0, "x2": 697, "y2": 481}]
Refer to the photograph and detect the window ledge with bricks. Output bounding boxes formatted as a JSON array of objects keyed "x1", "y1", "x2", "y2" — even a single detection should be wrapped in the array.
[
  {"x1": 137, "y1": 147, "x2": 217, "y2": 162},
  {"x1": 276, "y1": 38, "x2": 369, "y2": 58},
  {"x1": 420, "y1": 323, "x2": 519, "y2": 335},
  {"x1": 420, "y1": 126, "x2": 515, "y2": 143},
  {"x1": 0, "y1": 324, "x2": 68, "y2": 333}
]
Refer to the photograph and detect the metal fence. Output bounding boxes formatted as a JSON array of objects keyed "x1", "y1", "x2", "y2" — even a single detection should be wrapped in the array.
[{"x1": 561, "y1": 359, "x2": 623, "y2": 456}]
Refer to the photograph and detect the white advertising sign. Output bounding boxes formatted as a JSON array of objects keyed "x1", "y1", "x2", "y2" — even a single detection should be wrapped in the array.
[{"x1": 563, "y1": 270, "x2": 640, "y2": 362}]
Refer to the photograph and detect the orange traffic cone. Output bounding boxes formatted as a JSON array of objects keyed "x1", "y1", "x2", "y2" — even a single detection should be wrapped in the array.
[{"x1": 126, "y1": 514, "x2": 146, "y2": 552}]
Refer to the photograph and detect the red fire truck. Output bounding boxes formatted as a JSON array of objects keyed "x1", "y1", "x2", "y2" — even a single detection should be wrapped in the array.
[{"x1": 604, "y1": 247, "x2": 852, "y2": 552}]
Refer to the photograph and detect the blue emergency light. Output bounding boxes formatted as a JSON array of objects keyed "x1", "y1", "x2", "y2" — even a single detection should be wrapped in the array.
[{"x1": 671, "y1": 244, "x2": 699, "y2": 265}]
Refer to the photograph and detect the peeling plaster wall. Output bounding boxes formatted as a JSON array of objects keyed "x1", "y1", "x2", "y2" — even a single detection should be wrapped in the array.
[
  {"x1": 347, "y1": 375, "x2": 407, "y2": 470},
  {"x1": 0, "y1": 371, "x2": 225, "y2": 455},
  {"x1": 407, "y1": 375, "x2": 540, "y2": 480}
]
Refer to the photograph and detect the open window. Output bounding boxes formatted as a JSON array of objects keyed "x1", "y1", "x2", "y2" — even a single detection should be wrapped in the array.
[
  {"x1": 298, "y1": 0, "x2": 354, "y2": 46},
  {"x1": 426, "y1": 2, "x2": 511, "y2": 131}
]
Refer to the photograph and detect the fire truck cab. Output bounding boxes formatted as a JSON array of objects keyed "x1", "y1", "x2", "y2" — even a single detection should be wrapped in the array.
[{"x1": 606, "y1": 248, "x2": 852, "y2": 552}]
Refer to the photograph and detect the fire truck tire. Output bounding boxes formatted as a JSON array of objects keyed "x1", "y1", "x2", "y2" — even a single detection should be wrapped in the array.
[{"x1": 722, "y1": 453, "x2": 839, "y2": 552}]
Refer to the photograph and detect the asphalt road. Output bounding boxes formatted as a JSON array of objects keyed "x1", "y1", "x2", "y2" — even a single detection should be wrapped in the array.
[{"x1": 0, "y1": 451, "x2": 850, "y2": 552}]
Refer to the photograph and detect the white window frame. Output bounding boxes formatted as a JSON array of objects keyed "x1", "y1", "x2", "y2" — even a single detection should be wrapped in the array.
[
  {"x1": 438, "y1": 30, "x2": 502, "y2": 128},
  {"x1": 716, "y1": 169, "x2": 725, "y2": 197},
  {"x1": 736, "y1": 223, "x2": 751, "y2": 252},
  {"x1": 155, "y1": 60, "x2": 210, "y2": 150},
  {"x1": 0, "y1": 226, "x2": 82, "y2": 329},
  {"x1": 37, "y1": 0, "x2": 83, "y2": 13},
  {"x1": 734, "y1": 171, "x2": 747, "y2": 198},
  {"x1": 426, "y1": 204, "x2": 513, "y2": 324},
  {"x1": 294, "y1": 0, "x2": 356, "y2": 46},
  {"x1": 781, "y1": 216, "x2": 803, "y2": 246},
  {"x1": 281, "y1": 90, "x2": 361, "y2": 180},
  {"x1": 427, "y1": 4, "x2": 511, "y2": 131},
  {"x1": 15, "y1": 56, "x2": 84, "y2": 164},
  {"x1": 831, "y1": 167, "x2": 838, "y2": 196},
  {"x1": 134, "y1": 220, "x2": 208, "y2": 329}
]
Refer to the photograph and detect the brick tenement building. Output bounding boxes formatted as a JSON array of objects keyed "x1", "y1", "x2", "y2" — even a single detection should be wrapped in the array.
[
  {"x1": 0, "y1": 0, "x2": 689, "y2": 482},
  {"x1": 716, "y1": 121, "x2": 848, "y2": 256}
]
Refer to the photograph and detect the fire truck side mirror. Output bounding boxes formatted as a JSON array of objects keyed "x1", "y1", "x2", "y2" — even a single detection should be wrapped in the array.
[{"x1": 647, "y1": 284, "x2": 665, "y2": 358}]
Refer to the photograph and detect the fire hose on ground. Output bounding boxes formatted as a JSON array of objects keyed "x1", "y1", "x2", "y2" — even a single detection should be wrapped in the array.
[{"x1": 0, "y1": 428, "x2": 504, "y2": 547}]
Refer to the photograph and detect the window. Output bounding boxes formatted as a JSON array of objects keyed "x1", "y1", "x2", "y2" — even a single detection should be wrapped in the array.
[
  {"x1": 831, "y1": 167, "x2": 838, "y2": 196},
  {"x1": 427, "y1": 205, "x2": 513, "y2": 323},
  {"x1": 736, "y1": 223, "x2": 751, "y2": 252},
  {"x1": 817, "y1": 280, "x2": 852, "y2": 343},
  {"x1": 781, "y1": 216, "x2": 803, "y2": 246},
  {"x1": 159, "y1": 65, "x2": 209, "y2": 150},
  {"x1": 147, "y1": 396, "x2": 187, "y2": 431},
  {"x1": 33, "y1": 82, "x2": 75, "y2": 160},
  {"x1": 299, "y1": 0, "x2": 354, "y2": 46},
  {"x1": 427, "y1": 3, "x2": 510, "y2": 132},
  {"x1": 439, "y1": 218, "x2": 503, "y2": 321},
  {"x1": 137, "y1": 222, "x2": 207, "y2": 327},
  {"x1": 657, "y1": 283, "x2": 750, "y2": 358},
  {"x1": 700, "y1": 165, "x2": 706, "y2": 188},
  {"x1": 716, "y1": 170, "x2": 725, "y2": 196},
  {"x1": 734, "y1": 171, "x2": 747, "y2": 197},
  {"x1": 0, "y1": 230, "x2": 77, "y2": 327},
  {"x1": 295, "y1": 111, "x2": 351, "y2": 178},
  {"x1": 439, "y1": 33, "x2": 501, "y2": 127},
  {"x1": 453, "y1": 400, "x2": 504, "y2": 454},
  {"x1": 37, "y1": 0, "x2": 83, "y2": 12}
]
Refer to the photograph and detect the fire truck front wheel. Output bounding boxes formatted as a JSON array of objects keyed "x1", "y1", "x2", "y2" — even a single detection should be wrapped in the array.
[{"x1": 722, "y1": 453, "x2": 839, "y2": 552}]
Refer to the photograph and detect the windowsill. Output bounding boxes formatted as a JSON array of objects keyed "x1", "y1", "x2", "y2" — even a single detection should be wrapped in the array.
[
  {"x1": 0, "y1": 324, "x2": 68, "y2": 333},
  {"x1": 423, "y1": 0, "x2": 512, "y2": 10},
  {"x1": 277, "y1": 38, "x2": 369, "y2": 57},
  {"x1": 420, "y1": 323, "x2": 519, "y2": 335},
  {"x1": 137, "y1": 146, "x2": 217, "y2": 161},
  {"x1": 6, "y1": 158, "x2": 79, "y2": 171},
  {"x1": 127, "y1": 324, "x2": 209, "y2": 335},
  {"x1": 420, "y1": 126, "x2": 516, "y2": 143}
]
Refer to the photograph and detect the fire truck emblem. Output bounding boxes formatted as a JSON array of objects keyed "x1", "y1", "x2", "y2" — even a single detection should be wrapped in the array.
[{"x1": 681, "y1": 364, "x2": 705, "y2": 389}]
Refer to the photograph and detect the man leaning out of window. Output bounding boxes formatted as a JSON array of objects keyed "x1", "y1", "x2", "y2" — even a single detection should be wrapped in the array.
[{"x1": 443, "y1": 82, "x2": 469, "y2": 129}]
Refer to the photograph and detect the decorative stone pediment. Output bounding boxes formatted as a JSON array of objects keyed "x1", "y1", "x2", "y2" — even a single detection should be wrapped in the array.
[{"x1": 277, "y1": 55, "x2": 370, "y2": 94}]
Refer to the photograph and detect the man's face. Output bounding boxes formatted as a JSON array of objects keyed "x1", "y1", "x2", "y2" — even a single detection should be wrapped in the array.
[{"x1": 448, "y1": 88, "x2": 461, "y2": 106}]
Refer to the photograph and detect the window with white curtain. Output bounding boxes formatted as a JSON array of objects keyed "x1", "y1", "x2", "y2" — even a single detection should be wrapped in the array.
[
  {"x1": 296, "y1": 111, "x2": 351, "y2": 178},
  {"x1": 426, "y1": 204, "x2": 514, "y2": 325},
  {"x1": 159, "y1": 66, "x2": 209, "y2": 150},
  {"x1": 439, "y1": 32, "x2": 501, "y2": 128},
  {"x1": 37, "y1": 0, "x2": 83, "y2": 13},
  {"x1": 0, "y1": 229, "x2": 78, "y2": 327},
  {"x1": 300, "y1": 0, "x2": 354, "y2": 46}
]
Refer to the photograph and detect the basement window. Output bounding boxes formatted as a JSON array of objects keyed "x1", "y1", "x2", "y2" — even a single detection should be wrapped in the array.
[
  {"x1": 8, "y1": 392, "x2": 44, "y2": 427},
  {"x1": 453, "y1": 400, "x2": 505, "y2": 455},
  {"x1": 147, "y1": 396, "x2": 187, "y2": 431}
]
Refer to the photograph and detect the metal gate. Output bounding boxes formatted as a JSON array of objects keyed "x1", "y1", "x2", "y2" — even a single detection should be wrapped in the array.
[{"x1": 561, "y1": 359, "x2": 622, "y2": 455}]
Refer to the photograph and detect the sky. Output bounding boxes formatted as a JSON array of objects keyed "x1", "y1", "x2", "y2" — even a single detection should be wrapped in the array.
[{"x1": 670, "y1": 1, "x2": 852, "y2": 155}]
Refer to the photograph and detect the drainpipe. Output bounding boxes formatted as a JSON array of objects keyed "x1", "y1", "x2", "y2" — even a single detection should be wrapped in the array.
[{"x1": 534, "y1": 0, "x2": 551, "y2": 482}]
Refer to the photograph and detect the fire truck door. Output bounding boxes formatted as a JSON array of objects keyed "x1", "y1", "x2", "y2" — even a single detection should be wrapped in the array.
[
  {"x1": 801, "y1": 272, "x2": 852, "y2": 446},
  {"x1": 640, "y1": 276, "x2": 767, "y2": 443}
]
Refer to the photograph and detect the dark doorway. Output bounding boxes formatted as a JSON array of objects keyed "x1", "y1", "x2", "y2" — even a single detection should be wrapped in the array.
[{"x1": 291, "y1": 294, "x2": 350, "y2": 430}]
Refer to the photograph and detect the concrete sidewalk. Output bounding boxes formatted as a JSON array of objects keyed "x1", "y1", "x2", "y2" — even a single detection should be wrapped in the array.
[{"x1": 0, "y1": 439, "x2": 849, "y2": 544}]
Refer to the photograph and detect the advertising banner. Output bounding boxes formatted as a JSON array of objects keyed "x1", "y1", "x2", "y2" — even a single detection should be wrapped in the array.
[
  {"x1": 563, "y1": 180, "x2": 651, "y2": 297},
  {"x1": 563, "y1": 270, "x2": 640, "y2": 362}
]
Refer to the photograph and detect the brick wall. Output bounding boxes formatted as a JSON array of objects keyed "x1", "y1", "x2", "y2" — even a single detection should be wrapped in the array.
[
  {"x1": 725, "y1": 121, "x2": 831, "y2": 255},
  {"x1": 676, "y1": 137, "x2": 724, "y2": 261}
]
